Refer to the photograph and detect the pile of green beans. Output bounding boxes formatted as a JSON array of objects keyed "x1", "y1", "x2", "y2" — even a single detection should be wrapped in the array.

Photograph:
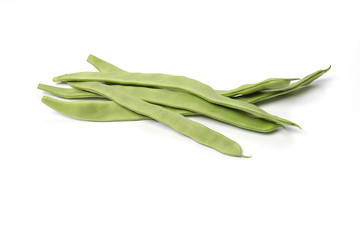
[{"x1": 38, "y1": 55, "x2": 330, "y2": 157}]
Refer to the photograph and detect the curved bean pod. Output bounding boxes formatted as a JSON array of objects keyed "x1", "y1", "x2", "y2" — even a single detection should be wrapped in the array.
[
  {"x1": 53, "y1": 72, "x2": 299, "y2": 127},
  {"x1": 219, "y1": 78, "x2": 298, "y2": 97},
  {"x1": 53, "y1": 83, "x2": 282, "y2": 132},
  {"x1": 41, "y1": 96, "x2": 195, "y2": 121},
  {"x1": 67, "y1": 81, "x2": 249, "y2": 157},
  {"x1": 64, "y1": 82, "x2": 282, "y2": 132},
  {"x1": 87, "y1": 54, "x2": 298, "y2": 96},
  {"x1": 87, "y1": 55, "x2": 326, "y2": 103},
  {"x1": 39, "y1": 83, "x2": 282, "y2": 132},
  {"x1": 87, "y1": 54, "x2": 127, "y2": 73},
  {"x1": 38, "y1": 83, "x2": 101, "y2": 99},
  {"x1": 238, "y1": 66, "x2": 331, "y2": 103}
]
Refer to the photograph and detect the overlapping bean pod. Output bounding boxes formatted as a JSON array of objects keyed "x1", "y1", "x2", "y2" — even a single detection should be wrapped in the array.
[
  {"x1": 39, "y1": 65, "x2": 326, "y2": 132},
  {"x1": 41, "y1": 95, "x2": 195, "y2": 121},
  {"x1": 86, "y1": 55, "x2": 329, "y2": 102},
  {"x1": 68, "y1": 81, "x2": 249, "y2": 157},
  {"x1": 87, "y1": 54, "x2": 299, "y2": 97},
  {"x1": 39, "y1": 55, "x2": 330, "y2": 157},
  {"x1": 39, "y1": 83, "x2": 282, "y2": 133},
  {"x1": 53, "y1": 70, "x2": 300, "y2": 127}
]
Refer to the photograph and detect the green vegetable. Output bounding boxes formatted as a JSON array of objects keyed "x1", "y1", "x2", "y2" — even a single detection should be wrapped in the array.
[
  {"x1": 87, "y1": 54, "x2": 299, "y2": 97},
  {"x1": 237, "y1": 66, "x2": 331, "y2": 103},
  {"x1": 68, "y1": 81, "x2": 249, "y2": 157},
  {"x1": 39, "y1": 83, "x2": 282, "y2": 132},
  {"x1": 41, "y1": 95, "x2": 195, "y2": 121},
  {"x1": 53, "y1": 72, "x2": 299, "y2": 127},
  {"x1": 38, "y1": 54, "x2": 330, "y2": 157}
]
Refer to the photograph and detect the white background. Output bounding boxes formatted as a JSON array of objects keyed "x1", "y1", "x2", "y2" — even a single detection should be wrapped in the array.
[{"x1": 1, "y1": 0, "x2": 359, "y2": 239}]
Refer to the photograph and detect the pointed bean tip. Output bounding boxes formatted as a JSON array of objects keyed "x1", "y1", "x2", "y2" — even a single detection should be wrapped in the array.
[
  {"x1": 287, "y1": 121, "x2": 301, "y2": 129},
  {"x1": 325, "y1": 65, "x2": 331, "y2": 72},
  {"x1": 242, "y1": 154, "x2": 252, "y2": 158},
  {"x1": 87, "y1": 54, "x2": 95, "y2": 61}
]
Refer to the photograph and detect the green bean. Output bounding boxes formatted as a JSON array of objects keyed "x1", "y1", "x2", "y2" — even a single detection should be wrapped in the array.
[
  {"x1": 67, "y1": 81, "x2": 249, "y2": 157},
  {"x1": 218, "y1": 78, "x2": 298, "y2": 96},
  {"x1": 238, "y1": 66, "x2": 331, "y2": 103},
  {"x1": 38, "y1": 83, "x2": 101, "y2": 99},
  {"x1": 88, "y1": 55, "x2": 327, "y2": 103},
  {"x1": 40, "y1": 83, "x2": 282, "y2": 132},
  {"x1": 87, "y1": 54, "x2": 298, "y2": 96},
  {"x1": 41, "y1": 96, "x2": 195, "y2": 121},
  {"x1": 53, "y1": 72, "x2": 299, "y2": 128},
  {"x1": 87, "y1": 54, "x2": 128, "y2": 73}
]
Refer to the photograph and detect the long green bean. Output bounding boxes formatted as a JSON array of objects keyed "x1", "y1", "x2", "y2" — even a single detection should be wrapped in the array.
[
  {"x1": 40, "y1": 83, "x2": 282, "y2": 132},
  {"x1": 41, "y1": 96, "x2": 195, "y2": 121},
  {"x1": 88, "y1": 55, "x2": 330, "y2": 104},
  {"x1": 219, "y1": 78, "x2": 297, "y2": 96},
  {"x1": 238, "y1": 66, "x2": 331, "y2": 103},
  {"x1": 87, "y1": 54, "x2": 128, "y2": 73},
  {"x1": 86, "y1": 55, "x2": 328, "y2": 103},
  {"x1": 87, "y1": 54, "x2": 298, "y2": 96},
  {"x1": 38, "y1": 83, "x2": 100, "y2": 99},
  {"x1": 53, "y1": 72, "x2": 299, "y2": 128},
  {"x1": 67, "y1": 81, "x2": 249, "y2": 157}
]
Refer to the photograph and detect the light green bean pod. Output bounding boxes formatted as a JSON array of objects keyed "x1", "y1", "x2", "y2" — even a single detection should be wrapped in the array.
[
  {"x1": 238, "y1": 66, "x2": 331, "y2": 103},
  {"x1": 53, "y1": 71, "x2": 299, "y2": 128},
  {"x1": 41, "y1": 96, "x2": 195, "y2": 121},
  {"x1": 68, "y1": 81, "x2": 249, "y2": 157},
  {"x1": 39, "y1": 84, "x2": 101, "y2": 98},
  {"x1": 87, "y1": 54, "x2": 127, "y2": 73},
  {"x1": 39, "y1": 83, "x2": 282, "y2": 132},
  {"x1": 218, "y1": 78, "x2": 298, "y2": 96},
  {"x1": 87, "y1": 54, "x2": 298, "y2": 96}
]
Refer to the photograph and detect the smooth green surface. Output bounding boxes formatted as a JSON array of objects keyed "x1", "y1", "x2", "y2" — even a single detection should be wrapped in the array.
[
  {"x1": 219, "y1": 78, "x2": 297, "y2": 96},
  {"x1": 87, "y1": 55, "x2": 328, "y2": 104},
  {"x1": 40, "y1": 83, "x2": 282, "y2": 132},
  {"x1": 87, "y1": 54, "x2": 128, "y2": 73},
  {"x1": 238, "y1": 66, "x2": 331, "y2": 103},
  {"x1": 54, "y1": 72, "x2": 299, "y2": 127},
  {"x1": 38, "y1": 83, "x2": 101, "y2": 99},
  {"x1": 41, "y1": 96, "x2": 195, "y2": 121},
  {"x1": 68, "y1": 81, "x2": 248, "y2": 157},
  {"x1": 87, "y1": 54, "x2": 299, "y2": 96}
]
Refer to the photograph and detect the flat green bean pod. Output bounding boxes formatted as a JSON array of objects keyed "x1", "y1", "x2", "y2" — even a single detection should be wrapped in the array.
[
  {"x1": 40, "y1": 83, "x2": 282, "y2": 132},
  {"x1": 53, "y1": 71, "x2": 299, "y2": 128},
  {"x1": 238, "y1": 66, "x2": 331, "y2": 103},
  {"x1": 87, "y1": 54, "x2": 299, "y2": 96},
  {"x1": 38, "y1": 83, "x2": 101, "y2": 99},
  {"x1": 88, "y1": 55, "x2": 325, "y2": 102},
  {"x1": 218, "y1": 78, "x2": 298, "y2": 96},
  {"x1": 41, "y1": 96, "x2": 195, "y2": 121},
  {"x1": 87, "y1": 54, "x2": 128, "y2": 73},
  {"x1": 68, "y1": 81, "x2": 249, "y2": 157}
]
